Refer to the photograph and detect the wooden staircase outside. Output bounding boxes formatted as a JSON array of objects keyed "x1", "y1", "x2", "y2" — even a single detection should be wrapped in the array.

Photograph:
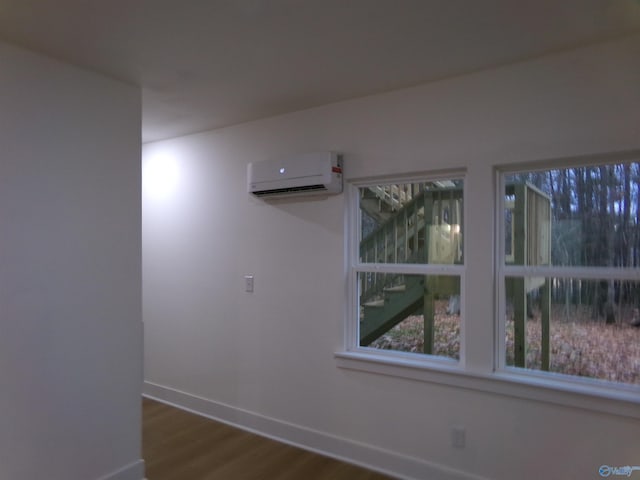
[
  {"x1": 360, "y1": 276, "x2": 425, "y2": 345},
  {"x1": 360, "y1": 184, "x2": 423, "y2": 224}
]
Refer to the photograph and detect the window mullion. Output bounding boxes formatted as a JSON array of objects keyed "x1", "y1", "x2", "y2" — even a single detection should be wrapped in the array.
[
  {"x1": 354, "y1": 263, "x2": 464, "y2": 276},
  {"x1": 463, "y1": 163, "x2": 495, "y2": 374}
]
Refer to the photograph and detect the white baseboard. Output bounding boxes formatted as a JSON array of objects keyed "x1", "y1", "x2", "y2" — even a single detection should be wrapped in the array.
[
  {"x1": 95, "y1": 459, "x2": 145, "y2": 480},
  {"x1": 143, "y1": 381, "x2": 487, "y2": 480}
]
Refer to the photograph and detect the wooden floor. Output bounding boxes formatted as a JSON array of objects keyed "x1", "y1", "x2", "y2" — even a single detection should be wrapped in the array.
[{"x1": 143, "y1": 397, "x2": 394, "y2": 480}]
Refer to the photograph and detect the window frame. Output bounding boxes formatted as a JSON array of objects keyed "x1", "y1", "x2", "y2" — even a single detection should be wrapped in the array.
[
  {"x1": 494, "y1": 159, "x2": 640, "y2": 389},
  {"x1": 337, "y1": 156, "x2": 640, "y2": 419},
  {"x1": 344, "y1": 171, "x2": 466, "y2": 367}
]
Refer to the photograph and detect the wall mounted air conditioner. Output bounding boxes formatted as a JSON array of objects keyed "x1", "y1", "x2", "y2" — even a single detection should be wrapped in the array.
[{"x1": 247, "y1": 152, "x2": 343, "y2": 198}]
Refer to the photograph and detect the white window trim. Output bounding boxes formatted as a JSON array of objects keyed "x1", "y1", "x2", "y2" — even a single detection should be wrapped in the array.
[
  {"x1": 335, "y1": 350, "x2": 640, "y2": 419},
  {"x1": 337, "y1": 159, "x2": 640, "y2": 420},
  {"x1": 502, "y1": 265, "x2": 640, "y2": 281}
]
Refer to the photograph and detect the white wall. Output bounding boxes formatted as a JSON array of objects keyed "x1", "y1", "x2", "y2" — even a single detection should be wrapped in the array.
[
  {"x1": 0, "y1": 43, "x2": 144, "y2": 480},
  {"x1": 143, "y1": 35, "x2": 640, "y2": 480}
]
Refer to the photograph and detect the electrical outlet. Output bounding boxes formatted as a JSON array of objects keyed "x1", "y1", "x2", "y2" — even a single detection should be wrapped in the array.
[
  {"x1": 244, "y1": 275, "x2": 254, "y2": 293},
  {"x1": 451, "y1": 426, "x2": 466, "y2": 448}
]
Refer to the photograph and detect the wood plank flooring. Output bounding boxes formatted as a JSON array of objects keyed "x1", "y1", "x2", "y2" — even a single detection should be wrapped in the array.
[{"x1": 143, "y1": 397, "x2": 394, "y2": 480}]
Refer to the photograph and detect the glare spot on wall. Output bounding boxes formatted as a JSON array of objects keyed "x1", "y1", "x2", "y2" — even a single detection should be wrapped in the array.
[{"x1": 143, "y1": 153, "x2": 180, "y2": 199}]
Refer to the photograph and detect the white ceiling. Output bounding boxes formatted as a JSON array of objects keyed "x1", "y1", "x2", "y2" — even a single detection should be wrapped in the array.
[{"x1": 1, "y1": 0, "x2": 639, "y2": 143}]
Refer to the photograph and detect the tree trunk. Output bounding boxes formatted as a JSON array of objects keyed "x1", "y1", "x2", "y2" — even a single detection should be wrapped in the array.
[{"x1": 603, "y1": 165, "x2": 616, "y2": 324}]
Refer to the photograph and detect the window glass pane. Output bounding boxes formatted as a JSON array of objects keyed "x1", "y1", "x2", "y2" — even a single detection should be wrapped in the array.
[
  {"x1": 359, "y1": 273, "x2": 460, "y2": 360},
  {"x1": 504, "y1": 276, "x2": 640, "y2": 385},
  {"x1": 504, "y1": 162, "x2": 640, "y2": 267},
  {"x1": 360, "y1": 180, "x2": 463, "y2": 265}
]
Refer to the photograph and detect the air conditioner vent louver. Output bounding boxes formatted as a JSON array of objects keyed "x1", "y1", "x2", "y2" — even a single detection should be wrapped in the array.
[
  {"x1": 253, "y1": 184, "x2": 327, "y2": 197},
  {"x1": 248, "y1": 152, "x2": 342, "y2": 199}
]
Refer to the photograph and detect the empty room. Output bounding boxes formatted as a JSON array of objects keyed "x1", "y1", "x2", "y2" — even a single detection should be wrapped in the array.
[{"x1": 1, "y1": 2, "x2": 639, "y2": 479}]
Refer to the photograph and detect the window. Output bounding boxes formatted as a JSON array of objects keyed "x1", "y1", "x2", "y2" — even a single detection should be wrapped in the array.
[
  {"x1": 498, "y1": 162, "x2": 640, "y2": 387},
  {"x1": 339, "y1": 159, "x2": 639, "y2": 413},
  {"x1": 348, "y1": 176, "x2": 464, "y2": 362}
]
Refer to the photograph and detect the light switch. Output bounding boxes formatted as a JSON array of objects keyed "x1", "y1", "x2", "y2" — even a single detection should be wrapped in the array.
[
  {"x1": 244, "y1": 275, "x2": 254, "y2": 293},
  {"x1": 451, "y1": 426, "x2": 466, "y2": 448}
]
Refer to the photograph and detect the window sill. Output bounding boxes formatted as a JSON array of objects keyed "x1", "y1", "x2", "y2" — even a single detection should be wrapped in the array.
[{"x1": 335, "y1": 350, "x2": 640, "y2": 419}]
